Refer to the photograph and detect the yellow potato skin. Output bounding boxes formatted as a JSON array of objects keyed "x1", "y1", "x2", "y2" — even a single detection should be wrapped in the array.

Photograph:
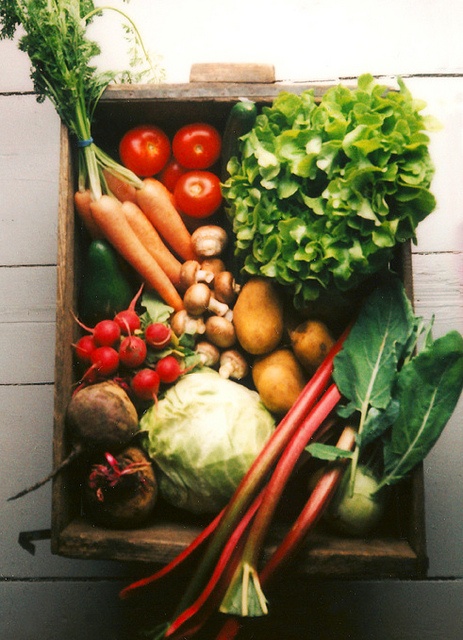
[
  {"x1": 252, "y1": 348, "x2": 307, "y2": 415},
  {"x1": 289, "y1": 319, "x2": 336, "y2": 374},
  {"x1": 233, "y1": 277, "x2": 284, "y2": 355}
]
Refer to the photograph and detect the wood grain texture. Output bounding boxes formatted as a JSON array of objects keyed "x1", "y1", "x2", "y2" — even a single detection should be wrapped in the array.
[{"x1": 190, "y1": 62, "x2": 276, "y2": 83}]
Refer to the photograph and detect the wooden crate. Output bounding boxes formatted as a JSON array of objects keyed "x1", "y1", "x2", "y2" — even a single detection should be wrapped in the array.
[{"x1": 51, "y1": 71, "x2": 428, "y2": 579}]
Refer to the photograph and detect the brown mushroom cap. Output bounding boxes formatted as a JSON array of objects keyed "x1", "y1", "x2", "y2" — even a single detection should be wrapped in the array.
[
  {"x1": 205, "y1": 315, "x2": 236, "y2": 348},
  {"x1": 214, "y1": 271, "x2": 241, "y2": 305},
  {"x1": 179, "y1": 260, "x2": 214, "y2": 292},
  {"x1": 170, "y1": 309, "x2": 206, "y2": 337}
]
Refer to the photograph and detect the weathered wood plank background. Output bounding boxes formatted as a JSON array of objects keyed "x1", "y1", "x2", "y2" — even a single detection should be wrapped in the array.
[{"x1": 1, "y1": 1, "x2": 462, "y2": 638}]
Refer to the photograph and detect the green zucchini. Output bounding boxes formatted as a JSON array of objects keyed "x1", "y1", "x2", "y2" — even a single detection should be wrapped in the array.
[{"x1": 220, "y1": 99, "x2": 257, "y2": 181}]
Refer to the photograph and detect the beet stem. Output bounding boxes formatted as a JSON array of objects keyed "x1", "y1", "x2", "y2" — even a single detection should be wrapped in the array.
[{"x1": 7, "y1": 444, "x2": 83, "y2": 501}]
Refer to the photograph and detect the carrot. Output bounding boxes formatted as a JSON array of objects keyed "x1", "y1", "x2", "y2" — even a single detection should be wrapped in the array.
[
  {"x1": 90, "y1": 195, "x2": 184, "y2": 312},
  {"x1": 74, "y1": 189, "x2": 103, "y2": 239},
  {"x1": 136, "y1": 178, "x2": 196, "y2": 261},
  {"x1": 103, "y1": 169, "x2": 138, "y2": 203},
  {"x1": 121, "y1": 200, "x2": 182, "y2": 288}
]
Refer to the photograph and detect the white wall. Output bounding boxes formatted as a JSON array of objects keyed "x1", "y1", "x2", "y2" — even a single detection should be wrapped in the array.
[{"x1": 1, "y1": 1, "x2": 462, "y2": 638}]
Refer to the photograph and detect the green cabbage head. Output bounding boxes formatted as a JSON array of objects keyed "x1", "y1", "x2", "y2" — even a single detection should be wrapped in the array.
[{"x1": 140, "y1": 369, "x2": 275, "y2": 514}]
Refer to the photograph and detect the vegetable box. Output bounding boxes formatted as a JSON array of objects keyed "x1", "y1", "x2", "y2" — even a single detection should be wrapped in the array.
[{"x1": 51, "y1": 65, "x2": 428, "y2": 579}]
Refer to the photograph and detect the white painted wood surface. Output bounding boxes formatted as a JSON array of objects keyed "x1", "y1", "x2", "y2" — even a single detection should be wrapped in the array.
[{"x1": 1, "y1": 1, "x2": 462, "y2": 638}]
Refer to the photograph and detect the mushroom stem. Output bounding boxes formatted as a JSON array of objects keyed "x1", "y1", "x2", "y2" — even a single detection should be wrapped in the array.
[
  {"x1": 219, "y1": 350, "x2": 249, "y2": 380},
  {"x1": 195, "y1": 341, "x2": 221, "y2": 368}
]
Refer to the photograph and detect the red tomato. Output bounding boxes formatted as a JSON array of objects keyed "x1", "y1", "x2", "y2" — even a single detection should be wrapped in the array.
[
  {"x1": 119, "y1": 125, "x2": 170, "y2": 177},
  {"x1": 172, "y1": 123, "x2": 222, "y2": 169},
  {"x1": 158, "y1": 158, "x2": 187, "y2": 192},
  {"x1": 174, "y1": 171, "x2": 222, "y2": 219}
]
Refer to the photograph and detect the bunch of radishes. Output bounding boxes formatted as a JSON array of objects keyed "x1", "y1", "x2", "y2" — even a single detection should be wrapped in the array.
[{"x1": 73, "y1": 284, "x2": 190, "y2": 404}]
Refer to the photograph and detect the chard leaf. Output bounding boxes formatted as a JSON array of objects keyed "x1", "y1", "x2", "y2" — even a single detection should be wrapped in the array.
[
  {"x1": 333, "y1": 278, "x2": 415, "y2": 420},
  {"x1": 359, "y1": 399, "x2": 400, "y2": 448},
  {"x1": 378, "y1": 330, "x2": 463, "y2": 489},
  {"x1": 305, "y1": 442, "x2": 353, "y2": 461}
]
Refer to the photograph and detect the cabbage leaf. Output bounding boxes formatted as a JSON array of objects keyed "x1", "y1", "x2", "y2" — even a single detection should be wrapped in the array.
[{"x1": 140, "y1": 369, "x2": 275, "y2": 514}]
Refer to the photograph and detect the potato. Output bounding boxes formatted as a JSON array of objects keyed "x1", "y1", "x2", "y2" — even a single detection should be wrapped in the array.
[
  {"x1": 233, "y1": 278, "x2": 284, "y2": 355},
  {"x1": 289, "y1": 319, "x2": 336, "y2": 374},
  {"x1": 252, "y1": 348, "x2": 307, "y2": 415}
]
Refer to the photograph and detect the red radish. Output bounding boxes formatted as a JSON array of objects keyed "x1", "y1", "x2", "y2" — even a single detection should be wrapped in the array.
[
  {"x1": 114, "y1": 282, "x2": 144, "y2": 335},
  {"x1": 145, "y1": 322, "x2": 172, "y2": 349},
  {"x1": 119, "y1": 335, "x2": 147, "y2": 369},
  {"x1": 72, "y1": 312, "x2": 121, "y2": 347},
  {"x1": 92, "y1": 319, "x2": 121, "y2": 346},
  {"x1": 73, "y1": 334, "x2": 97, "y2": 363},
  {"x1": 156, "y1": 355, "x2": 184, "y2": 384},
  {"x1": 81, "y1": 346, "x2": 120, "y2": 381},
  {"x1": 131, "y1": 368, "x2": 161, "y2": 401}
]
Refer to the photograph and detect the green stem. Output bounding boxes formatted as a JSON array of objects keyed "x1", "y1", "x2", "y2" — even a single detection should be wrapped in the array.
[{"x1": 83, "y1": 5, "x2": 156, "y2": 81}]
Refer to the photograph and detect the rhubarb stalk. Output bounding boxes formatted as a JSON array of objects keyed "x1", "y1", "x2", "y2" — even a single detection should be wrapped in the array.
[
  {"x1": 119, "y1": 328, "x2": 350, "y2": 638},
  {"x1": 216, "y1": 425, "x2": 356, "y2": 640},
  {"x1": 219, "y1": 383, "x2": 342, "y2": 617},
  {"x1": 166, "y1": 329, "x2": 349, "y2": 618}
]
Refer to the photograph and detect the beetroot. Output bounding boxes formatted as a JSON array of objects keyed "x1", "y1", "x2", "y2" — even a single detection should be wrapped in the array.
[
  {"x1": 84, "y1": 446, "x2": 157, "y2": 529},
  {"x1": 8, "y1": 381, "x2": 140, "y2": 501}
]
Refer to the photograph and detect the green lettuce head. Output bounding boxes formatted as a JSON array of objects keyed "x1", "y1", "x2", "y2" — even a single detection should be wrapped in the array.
[
  {"x1": 140, "y1": 369, "x2": 275, "y2": 514},
  {"x1": 222, "y1": 74, "x2": 438, "y2": 309}
]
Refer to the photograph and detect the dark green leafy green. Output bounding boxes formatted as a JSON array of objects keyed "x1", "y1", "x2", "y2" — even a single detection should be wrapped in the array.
[
  {"x1": 333, "y1": 276, "x2": 416, "y2": 420},
  {"x1": 222, "y1": 74, "x2": 438, "y2": 309},
  {"x1": 378, "y1": 330, "x2": 463, "y2": 490},
  {"x1": 330, "y1": 277, "x2": 463, "y2": 492},
  {"x1": 305, "y1": 442, "x2": 353, "y2": 461}
]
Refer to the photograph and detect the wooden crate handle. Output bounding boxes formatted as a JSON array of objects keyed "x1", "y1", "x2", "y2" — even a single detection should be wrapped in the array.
[{"x1": 189, "y1": 63, "x2": 275, "y2": 84}]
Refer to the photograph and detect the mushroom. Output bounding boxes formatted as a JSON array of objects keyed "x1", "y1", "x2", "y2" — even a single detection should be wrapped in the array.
[
  {"x1": 179, "y1": 259, "x2": 214, "y2": 293},
  {"x1": 170, "y1": 309, "x2": 206, "y2": 337},
  {"x1": 183, "y1": 282, "x2": 230, "y2": 317},
  {"x1": 200, "y1": 257, "x2": 226, "y2": 278},
  {"x1": 191, "y1": 225, "x2": 228, "y2": 258},
  {"x1": 205, "y1": 315, "x2": 236, "y2": 349},
  {"x1": 214, "y1": 271, "x2": 241, "y2": 305},
  {"x1": 195, "y1": 341, "x2": 221, "y2": 368},
  {"x1": 219, "y1": 350, "x2": 249, "y2": 380}
]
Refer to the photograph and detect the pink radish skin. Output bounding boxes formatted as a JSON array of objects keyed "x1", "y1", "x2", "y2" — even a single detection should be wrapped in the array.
[
  {"x1": 114, "y1": 282, "x2": 145, "y2": 335},
  {"x1": 131, "y1": 368, "x2": 161, "y2": 401},
  {"x1": 119, "y1": 335, "x2": 147, "y2": 369}
]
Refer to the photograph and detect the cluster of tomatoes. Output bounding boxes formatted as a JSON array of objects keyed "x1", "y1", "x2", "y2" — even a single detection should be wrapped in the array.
[{"x1": 119, "y1": 122, "x2": 223, "y2": 220}]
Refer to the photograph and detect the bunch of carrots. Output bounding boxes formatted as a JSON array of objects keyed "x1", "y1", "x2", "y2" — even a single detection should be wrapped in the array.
[
  {"x1": 1, "y1": 0, "x2": 189, "y2": 313},
  {"x1": 75, "y1": 173, "x2": 198, "y2": 313}
]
